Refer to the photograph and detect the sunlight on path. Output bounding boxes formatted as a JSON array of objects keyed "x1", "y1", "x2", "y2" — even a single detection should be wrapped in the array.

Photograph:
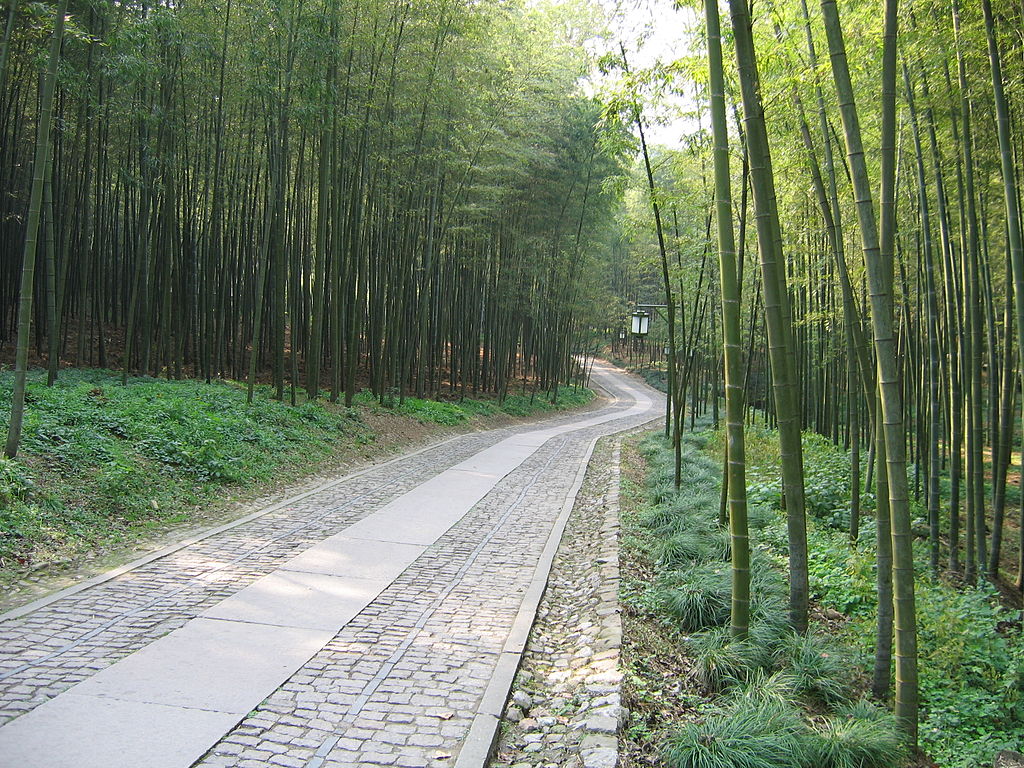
[{"x1": 0, "y1": 363, "x2": 662, "y2": 768}]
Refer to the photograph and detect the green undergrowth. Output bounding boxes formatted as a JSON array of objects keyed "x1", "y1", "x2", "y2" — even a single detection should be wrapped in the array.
[
  {"x1": 0, "y1": 369, "x2": 594, "y2": 587},
  {"x1": 625, "y1": 431, "x2": 907, "y2": 768},
  {"x1": 704, "y1": 425, "x2": 1024, "y2": 767},
  {"x1": 0, "y1": 369, "x2": 372, "y2": 582},
  {"x1": 604, "y1": 352, "x2": 668, "y2": 393},
  {"x1": 352, "y1": 385, "x2": 594, "y2": 425}
]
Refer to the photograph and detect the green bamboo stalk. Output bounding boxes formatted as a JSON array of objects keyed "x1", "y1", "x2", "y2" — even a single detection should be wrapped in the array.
[
  {"x1": 706, "y1": 0, "x2": 749, "y2": 640},
  {"x1": 728, "y1": 0, "x2": 809, "y2": 632},
  {"x1": 5, "y1": 0, "x2": 67, "y2": 458},
  {"x1": 981, "y1": 0, "x2": 1024, "y2": 589},
  {"x1": 820, "y1": 0, "x2": 918, "y2": 742}
]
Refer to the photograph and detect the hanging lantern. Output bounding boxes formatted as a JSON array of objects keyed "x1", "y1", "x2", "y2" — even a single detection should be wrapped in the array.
[{"x1": 631, "y1": 310, "x2": 650, "y2": 336}]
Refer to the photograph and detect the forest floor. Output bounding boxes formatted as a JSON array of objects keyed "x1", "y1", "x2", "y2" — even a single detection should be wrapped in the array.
[
  {"x1": 0, "y1": 368, "x2": 596, "y2": 611},
  {"x1": 605, "y1": 349, "x2": 1024, "y2": 605},
  {"x1": 618, "y1": 425, "x2": 1023, "y2": 768}
]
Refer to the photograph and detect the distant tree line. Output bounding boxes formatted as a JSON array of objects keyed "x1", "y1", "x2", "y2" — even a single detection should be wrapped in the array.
[{"x1": 1, "y1": 0, "x2": 622, "y2": 455}]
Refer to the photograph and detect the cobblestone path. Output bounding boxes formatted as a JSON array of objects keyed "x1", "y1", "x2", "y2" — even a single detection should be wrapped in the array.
[{"x1": 0, "y1": 362, "x2": 661, "y2": 768}]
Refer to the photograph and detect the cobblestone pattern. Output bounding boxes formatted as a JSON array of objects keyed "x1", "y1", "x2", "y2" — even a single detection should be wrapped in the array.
[
  {"x1": 192, "y1": 413, "x2": 657, "y2": 768},
  {"x1": 489, "y1": 438, "x2": 628, "y2": 768},
  {"x1": 1, "y1": 367, "x2": 659, "y2": 768},
  {"x1": 0, "y1": 398, "x2": 633, "y2": 726}
]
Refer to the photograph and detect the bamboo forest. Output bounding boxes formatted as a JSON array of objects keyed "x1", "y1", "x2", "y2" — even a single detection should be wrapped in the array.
[{"x1": 2, "y1": 0, "x2": 1024, "y2": 766}]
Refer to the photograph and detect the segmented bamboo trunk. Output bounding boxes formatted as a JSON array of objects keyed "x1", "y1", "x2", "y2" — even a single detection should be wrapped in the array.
[
  {"x1": 821, "y1": 0, "x2": 918, "y2": 741},
  {"x1": 981, "y1": 0, "x2": 1024, "y2": 591},
  {"x1": 727, "y1": 0, "x2": 809, "y2": 633},
  {"x1": 5, "y1": 0, "x2": 67, "y2": 458},
  {"x1": 706, "y1": 0, "x2": 750, "y2": 640}
]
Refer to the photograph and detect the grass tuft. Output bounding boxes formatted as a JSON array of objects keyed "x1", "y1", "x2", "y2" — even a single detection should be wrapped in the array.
[
  {"x1": 729, "y1": 669, "x2": 802, "y2": 709},
  {"x1": 662, "y1": 700, "x2": 814, "y2": 768},
  {"x1": 652, "y1": 563, "x2": 732, "y2": 631},
  {"x1": 688, "y1": 627, "x2": 766, "y2": 692},
  {"x1": 654, "y1": 529, "x2": 730, "y2": 568},
  {"x1": 773, "y1": 631, "x2": 853, "y2": 705},
  {"x1": 808, "y1": 709, "x2": 906, "y2": 768}
]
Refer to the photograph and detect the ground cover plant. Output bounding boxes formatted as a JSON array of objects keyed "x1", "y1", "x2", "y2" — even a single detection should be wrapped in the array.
[
  {"x1": 703, "y1": 426, "x2": 1024, "y2": 767},
  {"x1": 614, "y1": 345, "x2": 1024, "y2": 766},
  {"x1": 352, "y1": 387, "x2": 595, "y2": 425},
  {"x1": 0, "y1": 369, "x2": 594, "y2": 592},
  {"x1": 623, "y1": 430, "x2": 908, "y2": 768}
]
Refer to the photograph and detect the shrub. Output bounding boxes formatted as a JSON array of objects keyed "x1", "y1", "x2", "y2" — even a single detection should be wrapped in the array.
[{"x1": 662, "y1": 700, "x2": 814, "y2": 768}]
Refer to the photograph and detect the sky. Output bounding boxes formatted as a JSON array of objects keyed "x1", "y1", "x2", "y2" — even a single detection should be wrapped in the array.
[{"x1": 595, "y1": 0, "x2": 700, "y2": 146}]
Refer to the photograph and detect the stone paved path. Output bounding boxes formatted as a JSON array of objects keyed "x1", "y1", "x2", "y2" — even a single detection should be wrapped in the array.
[
  {"x1": 488, "y1": 439, "x2": 627, "y2": 768},
  {"x1": 0, "y1": 362, "x2": 661, "y2": 768}
]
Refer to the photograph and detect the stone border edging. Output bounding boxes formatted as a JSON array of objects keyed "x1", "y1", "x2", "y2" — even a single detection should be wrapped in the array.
[{"x1": 572, "y1": 439, "x2": 625, "y2": 768}]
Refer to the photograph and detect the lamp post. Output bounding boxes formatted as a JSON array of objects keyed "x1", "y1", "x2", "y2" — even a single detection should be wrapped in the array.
[
  {"x1": 634, "y1": 303, "x2": 671, "y2": 437},
  {"x1": 630, "y1": 310, "x2": 651, "y2": 336},
  {"x1": 631, "y1": 310, "x2": 650, "y2": 373}
]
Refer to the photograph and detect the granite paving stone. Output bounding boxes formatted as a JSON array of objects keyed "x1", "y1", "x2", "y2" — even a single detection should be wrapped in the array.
[{"x1": 0, "y1": 362, "x2": 660, "y2": 768}]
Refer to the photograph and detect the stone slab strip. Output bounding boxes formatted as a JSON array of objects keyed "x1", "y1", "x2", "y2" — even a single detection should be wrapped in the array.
[{"x1": 0, "y1": 432, "x2": 469, "y2": 624}]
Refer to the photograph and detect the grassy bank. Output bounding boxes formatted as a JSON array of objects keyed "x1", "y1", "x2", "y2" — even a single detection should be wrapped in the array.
[
  {"x1": 711, "y1": 425, "x2": 1024, "y2": 767},
  {"x1": 622, "y1": 430, "x2": 907, "y2": 768},
  {"x1": 621, "y1": 426, "x2": 1024, "y2": 767},
  {"x1": 352, "y1": 385, "x2": 594, "y2": 424},
  {"x1": 0, "y1": 369, "x2": 593, "y2": 595}
]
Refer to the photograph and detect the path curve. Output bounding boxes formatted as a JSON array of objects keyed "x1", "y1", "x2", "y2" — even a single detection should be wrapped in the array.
[{"x1": 0, "y1": 361, "x2": 663, "y2": 768}]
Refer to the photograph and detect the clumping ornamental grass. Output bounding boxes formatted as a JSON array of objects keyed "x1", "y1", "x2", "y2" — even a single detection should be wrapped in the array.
[
  {"x1": 631, "y1": 430, "x2": 909, "y2": 768},
  {"x1": 663, "y1": 699, "x2": 814, "y2": 768}
]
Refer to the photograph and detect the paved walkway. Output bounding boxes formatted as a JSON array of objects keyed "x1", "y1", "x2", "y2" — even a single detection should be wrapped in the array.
[{"x1": 0, "y1": 362, "x2": 661, "y2": 768}]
